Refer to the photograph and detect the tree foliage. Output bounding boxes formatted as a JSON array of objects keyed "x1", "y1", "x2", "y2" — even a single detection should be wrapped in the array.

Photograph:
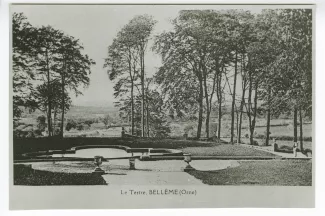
[
  {"x1": 12, "y1": 12, "x2": 95, "y2": 137},
  {"x1": 153, "y1": 9, "x2": 312, "y2": 143}
]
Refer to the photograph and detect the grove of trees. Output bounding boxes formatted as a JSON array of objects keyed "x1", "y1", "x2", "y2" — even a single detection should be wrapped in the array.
[
  {"x1": 105, "y1": 9, "x2": 312, "y2": 148},
  {"x1": 13, "y1": 9, "x2": 312, "y2": 147},
  {"x1": 13, "y1": 12, "x2": 95, "y2": 138}
]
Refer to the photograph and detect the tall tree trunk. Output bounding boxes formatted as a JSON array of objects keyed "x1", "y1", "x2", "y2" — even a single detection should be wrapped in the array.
[
  {"x1": 238, "y1": 89, "x2": 245, "y2": 143},
  {"x1": 218, "y1": 97, "x2": 222, "y2": 139},
  {"x1": 250, "y1": 82, "x2": 258, "y2": 145},
  {"x1": 294, "y1": 107, "x2": 298, "y2": 143},
  {"x1": 217, "y1": 69, "x2": 223, "y2": 139},
  {"x1": 60, "y1": 71, "x2": 65, "y2": 139},
  {"x1": 247, "y1": 69, "x2": 253, "y2": 145},
  {"x1": 46, "y1": 49, "x2": 52, "y2": 137},
  {"x1": 299, "y1": 108, "x2": 303, "y2": 150},
  {"x1": 53, "y1": 109, "x2": 56, "y2": 136},
  {"x1": 140, "y1": 49, "x2": 145, "y2": 137},
  {"x1": 197, "y1": 77, "x2": 203, "y2": 139},
  {"x1": 128, "y1": 52, "x2": 135, "y2": 136},
  {"x1": 238, "y1": 105, "x2": 243, "y2": 143},
  {"x1": 146, "y1": 96, "x2": 150, "y2": 137},
  {"x1": 236, "y1": 109, "x2": 239, "y2": 144},
  {"x1": 230, "y1": 50, "x2": 238, "y2": 143},
  {"x1": 203, "y1": 68, "x2": 210, "y2": 138},
  {"x1": 238, "y1": 54, "x2": 246, "y2": 144},
  {"x1": 131, "y1": 82, "x2": 134, "y2": 135},
  {"x1": 266, "y1": 108, "x2": 271, "y2": 146},
  {"x1": 265, "y1": 88, "x2": 271, "y2": 146},
  {"x1": 205, "y1": 105, "x2": 210, "y2": 138}
]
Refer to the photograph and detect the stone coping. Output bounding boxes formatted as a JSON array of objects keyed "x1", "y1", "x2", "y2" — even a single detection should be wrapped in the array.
[{"x1": 19, "y1": 145, "x2": 184, "y2": 162}]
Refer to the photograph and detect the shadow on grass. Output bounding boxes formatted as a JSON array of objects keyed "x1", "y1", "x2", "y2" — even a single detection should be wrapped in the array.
[
  {"x1": 102, "y1": 173, "x2": 127, "y2": 176},
  {"x1": 14, "y1": 164, "x2": 107, "y2": 185}
]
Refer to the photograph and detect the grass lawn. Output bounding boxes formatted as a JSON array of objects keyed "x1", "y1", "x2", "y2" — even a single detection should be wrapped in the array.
[
  {"x1": 181, "y1": 145, "x2": 277, "y2": 157},
  {"x1": 186, "y1": 160, "x2": 312, "y2": 186},
  {"x1": 132, "y1": 138, "x2": 217, "y2": 149},
  {"x1": 240, "y1": 138, "x2": 312, "y2": 150},
  {"x1": 133, "y1": 139, "x2": 278, "y2": 157},
  {"x1": 277, "y1": 140, "x2": 312, "y2": 151},
  {"x1": 14, "y1": 164, "x2": 107, "y2": 185},
  {"x1": 253, "y1": 124, "x2": 312, "y2": 138}
]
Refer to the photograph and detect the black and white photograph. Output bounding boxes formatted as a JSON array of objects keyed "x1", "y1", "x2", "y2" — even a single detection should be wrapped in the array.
[{"x1": 9, "y1": 3, "x2": 314, "y2": 209}]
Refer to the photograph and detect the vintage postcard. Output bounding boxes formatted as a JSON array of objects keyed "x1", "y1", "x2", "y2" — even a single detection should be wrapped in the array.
[{"x1": 9, "y1": 3, "x2": 315, "y2": 209}]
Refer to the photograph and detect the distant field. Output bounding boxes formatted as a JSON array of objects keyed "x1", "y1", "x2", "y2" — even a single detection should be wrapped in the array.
[
  {"x1": 65, "y1": 127, "x2": 123, "y2": 137},
  {"x1": 16, "y1": 105, "x2": 312, "y2": 140},
  {"x1": 65, "y1": 105, "x2": 119, "y2": 118},
  {"x1": 20, "y1": 105, "x2": 119, "y2": 119}
]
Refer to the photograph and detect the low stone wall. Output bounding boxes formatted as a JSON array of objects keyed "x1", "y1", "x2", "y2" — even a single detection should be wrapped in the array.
[{"x1": 13, "y1": 137, "x2": 135, "y2": 159}]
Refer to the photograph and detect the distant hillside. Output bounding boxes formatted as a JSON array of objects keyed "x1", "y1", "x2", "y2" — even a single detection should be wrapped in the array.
[
  {"x1": 66, "y1": 105, "x2": 119, "y2": 118},
  {"x1": 19, "y1": 105, "x2": 119, "y2": 120}
]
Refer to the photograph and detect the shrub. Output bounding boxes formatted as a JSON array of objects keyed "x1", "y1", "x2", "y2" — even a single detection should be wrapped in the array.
[
  {"x1": 33, "y1": 129, "x2": 43, "y2": 137},
  {"x1": 184, "y1": 124, "x2": 194, "y2": 133},
  {"x1": 149, "y1": 117, "x2": 171, "y2": 138},
  {"x1": 54, "y1": 128, "x2": 61, "y2": 135},
  {"x1": 36, "y1": 115, "x2": 47, "y2": 132},
  {"x1": 302, "y1": 148, "x2": 312, "y2": 155},
  {"x1": 66, "y1": 119, "x2": 77, "y2": 131},
  {"x1": 209, "y1": 123, "x2": 218, "y2": 136},
  {"x1": 102, "y1": 114, "x2": 113, "y2": 128},
  {"x1": 278, "y1": 145, "x2": 293, "y2": 151},
  {"x1": 83, "y1": 124, "x2": 90, "y2": 130},
  {"x1": 252, "y1": 140, "x2": 259, "y2": 146},
  {"x1": 270, "y1": 135, "x2": 312, "y2": 142},
  {"x1": 190, "y1": 130, "x2": 197, "y2": 137},
  {"x1": 84, "y1": 120, "x2": 94, "y2": 127},
  {"x1": 76, "y1": 124, "x2": 84, "y2": 131},
  {"x1": 304, "y1": 148, "x2": 312, "y2": 153},
  {"x1": 255, "y1": 134, "x2": 263, "y2": 139},
  {"x1": 13, "y1": 130, "x2": 22, "y2": 138},
  {"x1": 25, "y1": 131, "x2": 35, "y2": 138}
]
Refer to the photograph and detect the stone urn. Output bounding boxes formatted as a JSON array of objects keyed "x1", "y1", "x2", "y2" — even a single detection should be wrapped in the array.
[
  {"x1": 129, "y1": 157, "x2": 136, "y2": 170},
  {"x1": 184, "y1": 153, "x2": 192, "y2": 164},
  {"x1": 183, "y1": 153, "x2": 193, "y2": 172},
  {"x1": 93, "y1": 155, "x2": 105, "y2": 174}
]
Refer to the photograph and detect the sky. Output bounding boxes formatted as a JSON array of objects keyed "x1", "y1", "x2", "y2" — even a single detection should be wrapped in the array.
[{"x1": 11, "y1": 4, "x2": 283, "y2": 107}]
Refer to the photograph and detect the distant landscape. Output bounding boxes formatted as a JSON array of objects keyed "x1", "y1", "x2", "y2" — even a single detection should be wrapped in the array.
[{"x1": 15, "y1": 105, "x2": 312, "y2": 149}]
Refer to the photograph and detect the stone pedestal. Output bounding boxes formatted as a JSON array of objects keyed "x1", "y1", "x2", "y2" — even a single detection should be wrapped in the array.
[
  {"x1": 92, "y1": 167, "x2": 105, "y2": 174},
  {"x1": 183, "y1": 164, "x2": 195, "y2": 172},
  {"x1": 129, "y1": 158, "x2": 136, "y2": 170},
  {"x1": 183, "y1": 153, "x2": 194, "y2": 172},
  {"x1": 184, "y1": 153, "x2": 192, "y2": 163},
  {"x1": 273, "y1": 143, "x2": 278, "y2": 152}
]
